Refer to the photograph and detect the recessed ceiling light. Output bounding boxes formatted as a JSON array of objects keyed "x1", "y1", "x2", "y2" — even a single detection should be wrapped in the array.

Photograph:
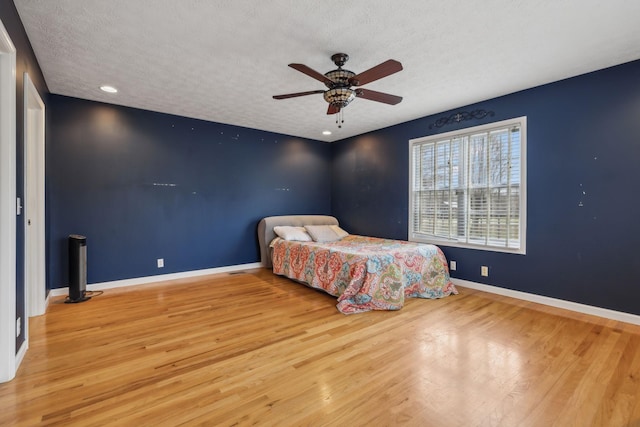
[
  {"x1": 322, "y1": 130, "x2": 332, "y2": 135},
  {"x1": 100, "y1": 85, "x2": 118, "y2": 93}
]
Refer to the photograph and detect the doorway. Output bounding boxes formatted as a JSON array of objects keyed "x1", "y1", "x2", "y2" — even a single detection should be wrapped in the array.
[{"x1": 24, "y1": 72, "x2": 46, "y2": 318}]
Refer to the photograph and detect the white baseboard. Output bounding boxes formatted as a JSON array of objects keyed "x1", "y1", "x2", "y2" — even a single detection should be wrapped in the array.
[
  {"x1": 452, "y1": 278, "x2": 640, "y2": 326},
  {"x1": 49, "y1": 262, "x2": 263, "y2": 297},
  {"x1": 47, "y1": 268, "x2": 639, "y2": 326}
]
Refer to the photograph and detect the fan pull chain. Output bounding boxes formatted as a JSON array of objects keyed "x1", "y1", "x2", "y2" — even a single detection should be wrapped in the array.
[{"x1": 336, "y1": 109, "x2": 345, "y2": 128}]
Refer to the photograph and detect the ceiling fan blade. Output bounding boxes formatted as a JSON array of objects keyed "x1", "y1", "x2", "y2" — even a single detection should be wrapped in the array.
[
  {"x1": 289, "y1": 63, "x2": 335, "y2": 86},
  {"x1": 349, "y1": 59, "x2": 403, "y2": 86},
  {"x1": 356, "y1": 88, "x2": 403, "y2": 105},
  {"x1": 273, "y1": 90, "x2": 325, "y2": 100},
  {"x1": 327, "y1": 104, "x2": 340, "y2": 115}
]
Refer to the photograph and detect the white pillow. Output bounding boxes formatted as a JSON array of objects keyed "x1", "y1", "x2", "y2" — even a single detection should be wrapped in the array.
[
  {"x1": 304, "y1": 225, "x2": 349, "y2": 242},
  {"x1": 329, "y1": 225, "x2": 349, "y2": 239},
  {"x1": 273, "y1": 226, "x2": 312, "y2": 241}
]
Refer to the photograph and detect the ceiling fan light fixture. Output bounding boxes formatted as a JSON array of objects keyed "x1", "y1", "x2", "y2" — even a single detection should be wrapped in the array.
[{"x1": 323, "y1": 87, "x2": 355, "y2": 108}]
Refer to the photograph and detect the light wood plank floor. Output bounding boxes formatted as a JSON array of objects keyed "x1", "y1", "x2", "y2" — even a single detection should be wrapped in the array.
[{"x1": 1, "y1": 269, "x2": 640, "y2": 426}]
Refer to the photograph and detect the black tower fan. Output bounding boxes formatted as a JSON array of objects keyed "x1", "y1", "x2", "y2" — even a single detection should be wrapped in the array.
[{"x1": 66, "y1": 234, "x2": 90, "y2": 303}]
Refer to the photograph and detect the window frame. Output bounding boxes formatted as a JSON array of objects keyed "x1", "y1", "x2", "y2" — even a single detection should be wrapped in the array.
[{"x1": 408, "y1": 116, "x2": 527, "y2": 254}]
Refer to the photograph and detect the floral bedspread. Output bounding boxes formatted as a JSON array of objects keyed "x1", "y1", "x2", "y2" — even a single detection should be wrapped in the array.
[{"x1": 271, "y1": 235, "x2": 457, "y2": 314}]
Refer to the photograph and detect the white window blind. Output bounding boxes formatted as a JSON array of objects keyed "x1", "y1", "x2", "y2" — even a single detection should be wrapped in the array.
[{"x1": 409, "y1": 117, "x2": 526, "y2": 253}]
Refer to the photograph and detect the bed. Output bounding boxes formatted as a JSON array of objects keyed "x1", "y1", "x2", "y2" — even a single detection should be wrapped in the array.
[{"x1": 258, "y1": 215, "x2": 457, "y2": 314}]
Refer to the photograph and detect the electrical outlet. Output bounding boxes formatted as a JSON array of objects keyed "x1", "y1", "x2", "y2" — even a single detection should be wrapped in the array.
[
  {"x1": 157, "y1": 258, "x2": 164, "y2": 268},
  {"x1": 16, "y1": 317, "x2": 21, "y2": 337},
  {"x1": 481, "y1": 266, "x2": 489, "y2": 277},
  {"x1": 450, "y1": 260, "x2": 456, "y2": 271}
]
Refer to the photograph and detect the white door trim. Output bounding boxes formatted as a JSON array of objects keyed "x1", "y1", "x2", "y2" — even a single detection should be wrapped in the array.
[
  {"x1": 0, "y1": 19, "x2": 18, "y2": 383},
  {"x1": 24, "y1": 72, "x2": 46, "y2": 320}
]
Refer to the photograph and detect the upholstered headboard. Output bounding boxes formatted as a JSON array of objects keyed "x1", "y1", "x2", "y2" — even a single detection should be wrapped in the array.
[{"x1": 257, "y1": 215, "x2": 339, "y2": 268}]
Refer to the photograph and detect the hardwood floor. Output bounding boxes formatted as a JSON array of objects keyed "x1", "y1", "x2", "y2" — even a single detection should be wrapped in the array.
[{"x1": 1, "y1": 269, "x2": 640, "y2": 426}]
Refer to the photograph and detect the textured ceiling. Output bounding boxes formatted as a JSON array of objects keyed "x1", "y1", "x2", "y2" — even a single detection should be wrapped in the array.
[{"x1": 14, "y1": 0, "x2": 640, "y2": 142}]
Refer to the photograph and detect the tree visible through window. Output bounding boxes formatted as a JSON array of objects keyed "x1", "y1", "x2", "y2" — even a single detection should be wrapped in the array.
[{"x1": 409, "y1": 117, "x2": 526, "y2": 253}]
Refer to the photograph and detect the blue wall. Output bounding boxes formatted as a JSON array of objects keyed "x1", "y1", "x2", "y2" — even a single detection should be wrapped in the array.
[
  {"x1": 332, "y1": 59, "x2": 640, "y2": 316},
  {"x1": 0, "y1": 1, "x2": 49, "y2": 352},
  {"x1": 48, "y1": 95, "x2": 331, "y2": 287}
]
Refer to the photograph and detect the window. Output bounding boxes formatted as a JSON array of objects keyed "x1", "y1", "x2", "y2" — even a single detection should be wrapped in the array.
[{"x1": 409, "y1": 117, "x2": 526, "y2": 254}]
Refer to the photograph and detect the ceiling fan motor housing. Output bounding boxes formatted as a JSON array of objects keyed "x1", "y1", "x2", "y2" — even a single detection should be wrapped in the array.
[{"x1": 323, "y1": 69, "x2": 355, "y2": 88}]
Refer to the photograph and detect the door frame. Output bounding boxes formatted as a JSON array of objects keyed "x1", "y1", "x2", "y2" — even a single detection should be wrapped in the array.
[
  {"x1": 0, "y1": 19, "x2": 18, "y2": 383},
  {"x1": 23, "y1": 72, "x2": 46, "y2": 320}
]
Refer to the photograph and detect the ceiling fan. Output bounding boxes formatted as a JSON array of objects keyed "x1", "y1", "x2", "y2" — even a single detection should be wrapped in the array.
[{"x1": 273, "y1": 53, "x2": 403, "y2": 127}]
